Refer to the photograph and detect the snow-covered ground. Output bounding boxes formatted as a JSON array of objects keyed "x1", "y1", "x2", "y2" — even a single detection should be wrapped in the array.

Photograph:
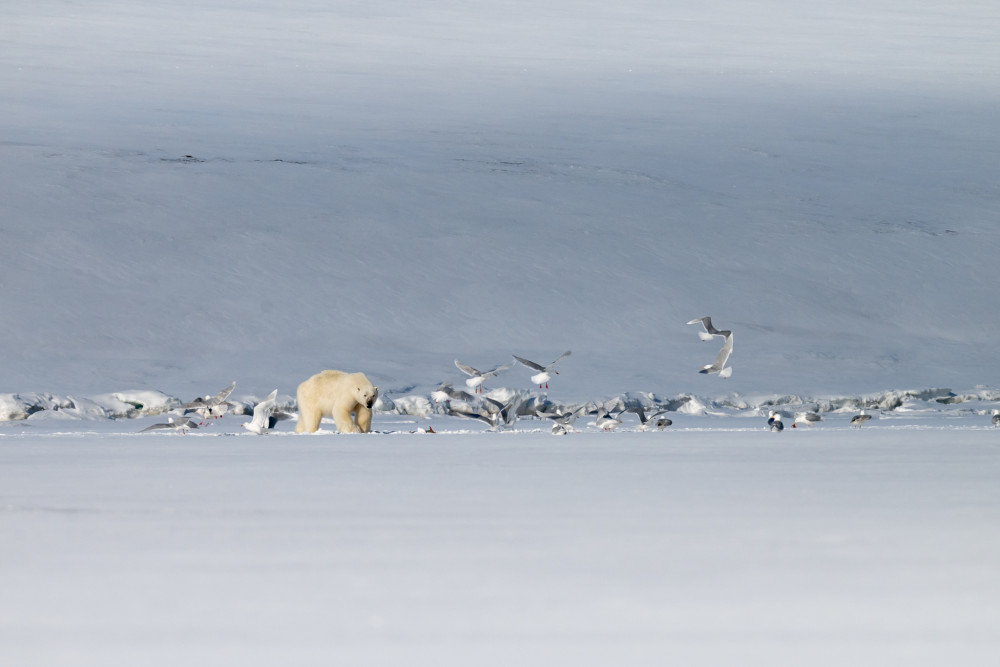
[
  {"x1": 3, "y1": 0, "x2": 1000, "y2": 663},
  {"x1": 2, "y1": 419, "x2": 1000, "y2": 666}
]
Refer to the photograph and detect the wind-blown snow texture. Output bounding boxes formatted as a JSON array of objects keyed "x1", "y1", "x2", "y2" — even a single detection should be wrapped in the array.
[{"x1": 2, "y1": 0, "x2": 998, "y2": 404}]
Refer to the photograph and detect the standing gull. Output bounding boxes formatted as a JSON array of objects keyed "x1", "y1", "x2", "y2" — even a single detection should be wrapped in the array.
[
  {"x1": 850, "y1": 408, "x2": 873, "y2": 428},
  {"x1": 687, "y1": 316, "x2": 732, "y2": 342},
  {"x1": 454, "y1": 359, "x2": 514, "y2": 394},
  {"x1": 513, "y1": 350, "x2": 572, "y2": 389},
  {"x1": 793, "y1": 411, "x2": 823, "y2": 428},
  {"x1": 767, "y1": 411, "x2": 784, "y2": 432},
  {"x1": 992, "y1": 409, "x2": 1000, "y2": 428}
]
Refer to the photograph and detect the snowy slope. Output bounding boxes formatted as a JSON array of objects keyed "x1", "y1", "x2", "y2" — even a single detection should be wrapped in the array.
[{"x1": 2, "y1": 0, "x2": 999, "y2": 404}]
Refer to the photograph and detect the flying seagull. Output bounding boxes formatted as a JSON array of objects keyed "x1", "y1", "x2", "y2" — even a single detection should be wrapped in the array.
[
  {"x1": 446, "y1": 405, "x2": 498, "y2": 429},
  {"x1": 454, "y1": 359, "x2": 514, "y2": 393},
  {"x1": 538, "y1": 406, "x2": 586, "y2": 436},
  {"x1": 512, "y1": 350, "x2": 572, "y2": 389},
  {"x1": 431, "y1": 382, "x2": 476, "y2": 405},
  {"x1": 184, "y1": 381, "x2": 237, "y2": 421},
  {"x1": 622, "y1": 405, "x2": 668, "y2": 431},
  {"x1": 241, "y1": 389, "x2": 291, "y2": 434},
  {"x1": 140, "y1": 415, "x2": 199, "y2": 434},
  {"x1": 595, "y1": 409, "x2": 624, "y2": 432},
  {"x1": 698, "y1": 332, "x2": 733, "y2": 378},
  {"x1": 447, "y1": 395, "x2": 518, "y2": 431},
  {"x1": 484, "y1": 395, "x2": 520, "y2": 429},
  {"x1": 687, "y1": 316, "x2": 732, "y2": 341}
]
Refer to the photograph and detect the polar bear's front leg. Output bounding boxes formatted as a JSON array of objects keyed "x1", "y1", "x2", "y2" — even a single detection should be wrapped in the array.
[
  {"x1": 355, "y1": 405, "x2": 372, "y2": 433},
  {"x1": 333, "y1": 405, "x2": 361, "y2": 433}
]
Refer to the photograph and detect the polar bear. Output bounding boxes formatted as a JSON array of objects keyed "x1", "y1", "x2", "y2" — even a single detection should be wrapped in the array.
[{"x1": 294, "y1": 370, "x2": 379, "y2": 434}]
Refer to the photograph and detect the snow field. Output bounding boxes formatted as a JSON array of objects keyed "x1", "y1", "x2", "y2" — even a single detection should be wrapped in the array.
[{"x1": 2, "y1": 426, "x2": 998, "y2": 666}]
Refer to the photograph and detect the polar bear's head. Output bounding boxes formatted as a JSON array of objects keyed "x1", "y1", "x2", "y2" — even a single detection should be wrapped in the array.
[{"x1": 355, "y1": 383, "x2": 379, "y2": 409}]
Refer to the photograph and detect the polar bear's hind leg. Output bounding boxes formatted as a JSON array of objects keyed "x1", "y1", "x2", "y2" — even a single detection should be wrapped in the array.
[{"x1": 295, "y1": 405, "x2": 322, "y2": 433}]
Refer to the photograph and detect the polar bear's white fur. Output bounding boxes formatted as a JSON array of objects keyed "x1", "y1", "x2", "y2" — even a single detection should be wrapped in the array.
[{"x1": 295, "y1": 370, "x2": 378, "y2": 434}]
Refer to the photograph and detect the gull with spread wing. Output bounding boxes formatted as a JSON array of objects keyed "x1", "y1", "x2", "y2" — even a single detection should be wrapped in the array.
[
  {"x1": 512, "y1": 350, "x2": 572, "y2": 389},
  {"x1": 242, "y1": 389, "x2": 291, "y2": 434},
  {"x1": 454, "y1": 359, "x2": 514, "y2": 393}
]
